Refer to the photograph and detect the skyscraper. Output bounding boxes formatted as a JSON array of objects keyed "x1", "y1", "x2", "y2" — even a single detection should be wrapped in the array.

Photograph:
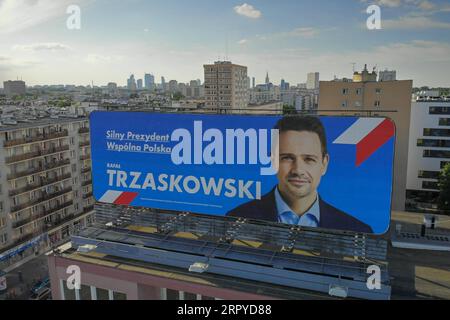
[
  {"x1": 137, "y1": 79, "x2": 143, "y2": 90},
  {"x1": 145, "y1": 74, "x2": 155, "y2": 90},
  {"x1": 127, "y1": 74, "x2": 137, "y2": 91}
]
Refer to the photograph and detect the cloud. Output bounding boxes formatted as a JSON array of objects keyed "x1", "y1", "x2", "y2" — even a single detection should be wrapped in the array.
[
  {"x1": 257, "y1": 27, "x2": 319, "y2": 41},
  {"x1": 383, "y1": 15, "x2": 450, "y2": 29},
  {"x1": 13, "y1": 42, "x2": 71, "y2": 51},
  {"x1": 418, "y1": 0, "x2": 435, "y2": 10},
  {"x1": 376, "y1": 0, "x2": 402, "y2": 7},
  {"x1": 0, "y1": 0, "x2": 89, "y2": 34},
  {"x1": 84, "y1": 54, "x2": 124, "y2": 64},
  {"x1": 234, "y1": 3, "x2": 262, "y2": 19},
  {"x1": 238, "y1": 39, "x2": 248, "y2": 45}
]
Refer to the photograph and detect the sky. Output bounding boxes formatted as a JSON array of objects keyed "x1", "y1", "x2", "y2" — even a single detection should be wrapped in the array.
[{"x1": 0, "y1": 0, "x2": 450, "y2": 87}]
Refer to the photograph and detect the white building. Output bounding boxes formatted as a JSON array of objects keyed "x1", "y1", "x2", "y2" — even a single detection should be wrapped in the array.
[
  {"x1": 406, "y1": 98, "x2": 450, "y2": 203},
  {"x1": 306, "y1": 72, "x2": 319, "y2": 90}
]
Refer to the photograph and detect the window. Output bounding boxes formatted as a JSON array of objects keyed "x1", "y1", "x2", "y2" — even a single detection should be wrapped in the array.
[
  {"x1": 96, "y1": 288, "x2": 110, "y2": 300},
  {"x1": 439, "y1": 118, "x2": 450, "y2": 126},
  {"x1": 341, "y1": 100, "x2": 348, "y2": 108},
  {"x1": 166, "y1": 289, "x2": 180, "y2": 300},
  {"x1": 422, "y1": 181, "x2": 439, "y2": 190},
  {"x1": 0, "y1": 217, "x2": 5, "y2": 228},
  {"x1": 375, "y1": 88, "x2": 382, "y2": 94},
  {"x1": 418, "y1": 171, "x2": 440, "y2": 179},
  {"x1": 62, "y1": 280, "x2": 76, "y2": 300},
  {"x1": 184, "y1": 292, "x2": 197, "y2": 300},
  {"x1": 342, "y1": 88, "x2": 349, "y2": 95},
  {"x1": 423, "y1": 128, "x2": 450, "y2": 137},
  {"x1": 374, "y1": 101, "x2": 381, "y2": 107},
  {"x1": 417, "y1": 139, "x2": 450, "y2": 148},
  {"x1": 79, "y1": 284, "x2": 92, "y2": 300},
  {"x1": 423, "y1": 150, "x2": 450, "y2": 159},
  {"x1": 113, "y1": 291, "x2": 127, "y2": 300},
  {"x1": 429, "y1": 107, "x2": 450, "y2": 115},
  {"x1": 355, "y1": 101, "x2": 361, "y2": 107},
  {"x1": 356, "y1": 88, "x2": 362, "y2": 95},
  {"x1": 0, "y1": 233, "x2": 7, "y2": 244}
]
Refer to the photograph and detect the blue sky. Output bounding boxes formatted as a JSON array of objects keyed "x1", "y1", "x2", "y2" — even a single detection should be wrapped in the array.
[{"x1": 0, "y1": 0, "x2": 450, "y2": 87}]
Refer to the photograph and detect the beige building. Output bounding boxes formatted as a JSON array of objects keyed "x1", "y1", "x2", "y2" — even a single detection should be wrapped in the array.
[
  {"x1": 204, "y1": 61, "x2": 249, "y2": 111},
  {"x1": 0, "y1": 116, "x2": 95, "y2": 271},
  {"x1": 318, "y1": 66, "x2": 413, "y2": 211}
]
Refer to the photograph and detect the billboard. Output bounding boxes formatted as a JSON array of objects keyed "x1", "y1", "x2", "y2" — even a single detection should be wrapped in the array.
[{"x1": 90, "y1": 111, "x2": 395, "y2": 235}]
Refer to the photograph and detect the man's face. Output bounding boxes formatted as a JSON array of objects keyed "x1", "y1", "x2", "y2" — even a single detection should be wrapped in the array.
[{"x1": 277, "y1": 130, "x2": 329, "y2": 200}]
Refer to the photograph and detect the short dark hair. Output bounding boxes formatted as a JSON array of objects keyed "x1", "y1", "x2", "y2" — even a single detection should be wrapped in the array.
[{"x1": 275, "y1": 116, "x2": 328, "y2": 157}]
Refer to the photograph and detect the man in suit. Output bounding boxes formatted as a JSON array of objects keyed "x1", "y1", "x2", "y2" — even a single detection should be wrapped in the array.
[{"x1": 227, "y1": 116, "x2": 372, "y2": 233}]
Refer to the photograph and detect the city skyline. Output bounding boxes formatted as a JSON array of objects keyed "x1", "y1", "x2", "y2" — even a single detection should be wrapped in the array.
[{"x1": 0, "y1": 0, "x2": 450, "y2": 87}]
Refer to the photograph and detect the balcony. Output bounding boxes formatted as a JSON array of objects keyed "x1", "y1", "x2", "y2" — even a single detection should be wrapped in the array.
[
  {"x1": 80, "y1": 166, "x2": 91, "y2": 174},
  {"x1": 82, "y1": 205, "x2": 95, "y2": 214},
  {"x1": 9, "y1": 173, "x2": 72, "y2": 197},
  {"x1": 10, "y1": 187, "x2": 73, "y2": 213},
  {"x1": 81, "y1": 179, "x2": 92, "y2": 187},
  {"x1": 5, "y1": 145, "x2": 70, "y2": 164},
  {"x1": 79, "y1": 127, "x2": 90, "y2": 134},
  {"x1": 79, "y1": 141, "x2": 91, "y2": 147},
  {"x1": 7, "y1": 159, "x2": 71, "y2": 180},
  {"x1": 82, "y1": 192, "x2": 93, "y2": 199},
  {"x1": 79, "y1": 154, "x2": 91, "y2": 161},
  {"x1": 12, "y1": 200, "x2": 74, "y2": 229},
  {"x1": 3, "y1": 130, "x2": 69, "y2": 148}
]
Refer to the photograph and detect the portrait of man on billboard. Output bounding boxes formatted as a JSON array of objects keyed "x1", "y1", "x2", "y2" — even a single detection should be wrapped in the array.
[{"x1": 227, "y1": 116, "x2": 373, "y2": 233}]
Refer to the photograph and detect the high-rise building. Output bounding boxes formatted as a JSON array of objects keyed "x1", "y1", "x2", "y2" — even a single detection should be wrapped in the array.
[
  {"x1": 161, "y1": 77, "x2": 166, "y2": 91},
  {"x1": 406, "y1": 95, "x2": 450, "y2": 205},
  {"x1": 137, "y1": 79, "x2": 143, "y2": 90},
  {"x1": 0, "y1": 116, "x2": 95, "y2": 271},
  {"x1": 379, "y1": 70, "x2": 397, "y2": 82},
  {"x1": 306, "y1": 72, "x2": 320, "y2": 90},
  {"x1": 127, "y1": 75, "x2": 136, "y2": 91},
  {"x1": 168, "y1": 80, "x2": 178, "y2": 93},
  {"x1": 204, "y1": 61, "x2": 249, "y2": 111},
  {"x1": 252, "y1": 77, "x2": 255, "y2": 89},
  {"x1": 145, "y1": 74, "x2": 155, "y2": 90},
  {"x1": 3, "y1": 80, "x2": 26, "y2": 97},
  {"x1": 318, "y1": 65, "x2": 413, "y2": 211},
  {"x1": 265, "y1": 72, "x2": 270, "y2": 85}
]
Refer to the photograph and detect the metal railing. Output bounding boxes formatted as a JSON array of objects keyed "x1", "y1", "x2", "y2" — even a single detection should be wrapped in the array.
[{"x1": 3, "y1": 130, "x2": 69, "y2": 148}]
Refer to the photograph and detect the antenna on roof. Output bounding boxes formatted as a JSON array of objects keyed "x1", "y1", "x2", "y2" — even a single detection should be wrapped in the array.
[{"x1": 351, "y1": 63, "x2": 356, "y2": 73}]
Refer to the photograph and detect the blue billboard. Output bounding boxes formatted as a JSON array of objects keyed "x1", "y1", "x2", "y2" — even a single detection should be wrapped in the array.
[{"x1": 90, "y1": 111, "x2": 395, "y2": 235}]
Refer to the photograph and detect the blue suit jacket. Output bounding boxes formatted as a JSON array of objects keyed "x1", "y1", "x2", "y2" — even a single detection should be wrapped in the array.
[{"x1": 226, "y1": 188, "x2": 373, "y2": 233}]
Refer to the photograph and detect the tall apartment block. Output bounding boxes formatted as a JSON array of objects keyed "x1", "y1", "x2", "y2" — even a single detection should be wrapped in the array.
[
  {"x1": 204, "y1": 61, "x2": 249, "y2": 112},
  {"x1": 0, "y1": 117, "x2": 95, "y2": 271},
  {"x1": 318, "y1": 65, "x2": 413, "y2": 211},
  {"x1": 406, "y1": 95, "x2": 450, "y2": 205}
]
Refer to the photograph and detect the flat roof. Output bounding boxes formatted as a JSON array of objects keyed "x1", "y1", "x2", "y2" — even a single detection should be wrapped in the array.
[{"x1": 0, "y1": 116, "x2": 88, "y2": 132}]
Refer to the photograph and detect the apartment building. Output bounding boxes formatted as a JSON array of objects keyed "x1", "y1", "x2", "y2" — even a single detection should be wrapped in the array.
[
  {"x1": 406, "y1": 97, "x2": 450, "y2": 206},
  {"x1": 318, "y1": 65, "x2": 413, "y2": 211},
  {"x1": 0, "y1": 116, "x2": 95, "y2": 270},
  {"x1": 204, "y1": 61, "x2": 249, "y2": 111}
]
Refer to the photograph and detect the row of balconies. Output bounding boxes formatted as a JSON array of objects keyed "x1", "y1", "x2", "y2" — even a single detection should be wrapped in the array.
[
  {"x1": 7, "y1": 159, "x2": 71, "y2": 181},
  {"x1": 10, "y1": 187, "x2": 73, "y2": 213},
  {"x1": 9, "y1": 173, "x2": 72, "y2": 197},
  {"x1": 80, "y1": 166, "x2": 91, "y2": 174},
  {"x1": 5, "y1": 145, "x2": 69, "y2": 164},
  {"x1": 12, "y1": 200, "x2": 74, "y2": 229},
  {"x1": 3, "y1": 130, "x2": 69, "y2": 148},
  {"x1": 79, "y1": 127, "x2": 90, "y2": 134}
]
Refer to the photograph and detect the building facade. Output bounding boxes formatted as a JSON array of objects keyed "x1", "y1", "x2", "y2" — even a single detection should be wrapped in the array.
[
  {"x1": 307, "y1": 73, "x2": 320, "y2": 90},
  {"x1": 406, "y1": 98, "x2": 450, "y2": 204},
  {"x1": 318, "y1": 66, "x2": 413, "y2": 211},
  {"x1": 204, "y1": 61, "x2": 249, "y2": 111},
  {"x1": 3, "y1": 81, "x2": 26, "y2": 97},
  {"x1": 0, "y1": 117, "x2": 95, "y2": 271}
]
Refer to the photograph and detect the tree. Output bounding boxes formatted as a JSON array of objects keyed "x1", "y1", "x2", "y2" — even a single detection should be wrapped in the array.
[
  {"x1": 438, "y1": 163, "x2": 450, "y2": 211},
  {"x1": 283, "y1": 104, "x2": 296, "y2": 115},
  {"x1": 172, "y1": 92, "x2": 184, "y2": 101}
]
